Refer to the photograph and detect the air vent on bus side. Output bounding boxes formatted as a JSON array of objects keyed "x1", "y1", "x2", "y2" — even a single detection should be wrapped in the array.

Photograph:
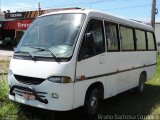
[{"x1": 14, "y1": 75, "x2": 45, "y2": 85}]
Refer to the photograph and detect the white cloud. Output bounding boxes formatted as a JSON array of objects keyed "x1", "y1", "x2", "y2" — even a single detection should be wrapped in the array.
[
  {"x1": 1, "y1": 3, "x2": 37, "y2": 12},
  {"x1": 135, "y1": 17, "x2": 160, "y2": 23}
]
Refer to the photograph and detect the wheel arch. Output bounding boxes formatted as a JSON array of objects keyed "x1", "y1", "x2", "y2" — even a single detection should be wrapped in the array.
[{"x1": 84, "y1": 81, "x2": 104, "y2": 105}]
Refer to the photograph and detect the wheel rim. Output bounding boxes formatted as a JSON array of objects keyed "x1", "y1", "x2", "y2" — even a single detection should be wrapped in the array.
[
  {"x1": 89, "y1": 94, "x2": 98, "y2": 113},
  {"x1": 91, "y1": 96, "x2": 97, "y2": 108}
]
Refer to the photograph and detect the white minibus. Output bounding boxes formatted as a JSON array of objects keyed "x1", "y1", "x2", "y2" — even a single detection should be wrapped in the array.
[{"x1": 8, "y1": 8, "x2": 157, "y2": 117}]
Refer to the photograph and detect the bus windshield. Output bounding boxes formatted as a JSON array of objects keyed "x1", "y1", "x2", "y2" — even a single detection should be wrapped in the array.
[{"x1": 16, "y1": 13, "x2": 85, "y2": 58}]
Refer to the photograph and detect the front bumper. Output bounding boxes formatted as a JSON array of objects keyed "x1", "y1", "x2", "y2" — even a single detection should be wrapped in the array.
[
  {"x1": 8, "y1": 75, "x2": 74, "y2": 111},
  {"x1": 10, "y1": 85, "x2": 48, "y2": 104}
]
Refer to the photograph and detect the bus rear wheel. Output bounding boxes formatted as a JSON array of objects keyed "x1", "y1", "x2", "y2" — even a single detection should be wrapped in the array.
[
  {"x1": 135, "y1": 73, "x2": 146, "y2": 93},
  {"x1": 84, "y1": 88, "x2": 100, "y2": 119}
]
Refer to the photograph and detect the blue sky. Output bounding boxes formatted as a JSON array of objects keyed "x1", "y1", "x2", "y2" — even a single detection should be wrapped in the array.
[{"x1": 1, "y1": 0, "x2": 160, "y2": 22}]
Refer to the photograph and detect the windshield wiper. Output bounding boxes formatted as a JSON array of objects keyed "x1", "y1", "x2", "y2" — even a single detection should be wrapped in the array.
[
  {"x1": 30, "y1": 46, "x2": 60, "y2": 62},
  {"x1": 15, "y1": 51, "x2": 37, "y2": 61}
]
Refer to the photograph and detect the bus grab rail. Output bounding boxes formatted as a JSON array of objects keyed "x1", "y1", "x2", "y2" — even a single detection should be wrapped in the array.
[{"x1": 9, "y1": 85, "x2": 48, "y2": 104}]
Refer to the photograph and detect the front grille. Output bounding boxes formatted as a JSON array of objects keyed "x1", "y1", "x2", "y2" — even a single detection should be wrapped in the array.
[{"x1": 14, "y1": 75, "x2": 45, "y2": 85}]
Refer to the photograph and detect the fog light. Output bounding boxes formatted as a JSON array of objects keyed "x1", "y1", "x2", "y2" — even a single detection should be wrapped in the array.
[{"x1": 52, "y1": 93, "x2": 59, "y2": 99}]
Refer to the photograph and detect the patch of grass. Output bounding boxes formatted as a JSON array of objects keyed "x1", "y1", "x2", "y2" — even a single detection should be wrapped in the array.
[
  {"x1": 0, "y1": 80, "x2": 18, "y2": 120},
  {"x1": 0, "y1": 79, "x2": 9, "y2": 102},
  {"x1": 147, "y1": 55, "x2": 160, "y2": 86},
  {"x1": 0, "y1": 61, "x2": 18, "y2": 120},
  {"x1": 0, "y1": 60, "x2": 10, "y2": 75},
  {"x1": 0, "y1": 60, "x2": 10, "y2": 102},
  {"x1": 0, "y1": 101, "x2": 18, "y2": 118},
  {"x1": 145, "y1": 55, "x2": 160, "y2": 115}
]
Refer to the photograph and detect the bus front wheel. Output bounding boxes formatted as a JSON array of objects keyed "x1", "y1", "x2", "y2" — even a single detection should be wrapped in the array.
[{"x1": 84, "y1": 88, "x2": 100, "y2": 119}]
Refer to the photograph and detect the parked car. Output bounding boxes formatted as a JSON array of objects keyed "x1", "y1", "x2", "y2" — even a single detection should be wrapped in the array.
[{"x1": 2, "y1": 37, "x2": 13, "y2": 49}]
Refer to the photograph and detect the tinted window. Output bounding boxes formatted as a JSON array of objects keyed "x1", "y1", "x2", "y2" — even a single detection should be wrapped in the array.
[
  {"x1": 147, "y1": 32, "x2": 155, "y2": 50},
  {"x1": 90, "y1": 20, "x2": 105, "y2": 54},
  {"x1": 135, "y1": 29, "x2": 146, "y2": 50},
  {"x1": 120, "y1": 26, "x2": 134, "y2": 50},
  {"x1": 79, "y1": 19, "x2": 105, "y2": 60},
  {"x1": 105, "y1": 22, "x2": 119, "y2": 51}
]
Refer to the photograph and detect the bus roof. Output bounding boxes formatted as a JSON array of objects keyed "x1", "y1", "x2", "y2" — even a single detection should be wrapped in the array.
[{"x1": 39, "y1": 8, "x2": 153, "y2": 31}]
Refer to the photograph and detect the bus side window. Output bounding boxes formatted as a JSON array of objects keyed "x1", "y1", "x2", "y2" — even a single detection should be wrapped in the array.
[
  {"x1": 105, "y1": 22, "x2": 119, "y2": 51},
  {"x1": 135, "y1": 29, "x2": 146, "y2": 50},
  {"x1": 147, "y1": 31, "x2": 156, "y2": 50},
  {"x1": 78, "y1": 19, "x2": 105, "y2": 60},
  {"x1": 120, "y1": 26, "x2": 135, "y2": 51}
]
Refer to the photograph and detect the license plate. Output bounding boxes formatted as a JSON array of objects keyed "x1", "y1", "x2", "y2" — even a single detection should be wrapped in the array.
[{"x1": 23, "y1": 93, "x2": 35, "y2": 100}]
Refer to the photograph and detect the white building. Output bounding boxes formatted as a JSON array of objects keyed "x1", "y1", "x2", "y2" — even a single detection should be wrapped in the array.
[
  {"x1": 155, "y1": 22, "x2": 160, "y2": 52},
  {"x1": 155, "y1": 22, "x2": 160, "y2": 42}
]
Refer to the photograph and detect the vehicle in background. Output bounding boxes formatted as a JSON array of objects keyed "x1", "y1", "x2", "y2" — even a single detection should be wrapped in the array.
[{"x1": 2, "y1": 37, "x2": 13, "y2": 49}]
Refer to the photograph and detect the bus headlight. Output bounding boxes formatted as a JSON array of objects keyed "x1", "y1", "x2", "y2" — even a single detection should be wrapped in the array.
[{"x1": 47, "y1": 76, "x2": 72, "y2": 83}]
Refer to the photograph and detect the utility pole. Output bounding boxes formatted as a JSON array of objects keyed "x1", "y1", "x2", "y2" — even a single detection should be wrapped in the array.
[
  {"x1": 151, "y1": 0, "x2": 157, "y2": 30},
  {"x1": 38, "y1": 2, "x2": 41, "y2": 16}
]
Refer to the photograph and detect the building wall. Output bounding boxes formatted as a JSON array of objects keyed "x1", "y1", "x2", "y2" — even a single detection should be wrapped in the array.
[
  {"x1": 0, "y1": 13, "x2": 5, "y2": 21},
  {"x1": 155, "y1": 23, "x2": 160, "y2": 53},
  {"x1": 155, "y1": 23, "x2": 160, "y2": 43}
]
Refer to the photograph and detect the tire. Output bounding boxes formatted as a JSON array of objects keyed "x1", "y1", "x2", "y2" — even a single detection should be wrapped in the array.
[
  {"x1": 135, "y1": 73, "x2": 146, "y2": 93},
  {"x1": 84, "y1": 88, "x2": 100, "y2": 119}
]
